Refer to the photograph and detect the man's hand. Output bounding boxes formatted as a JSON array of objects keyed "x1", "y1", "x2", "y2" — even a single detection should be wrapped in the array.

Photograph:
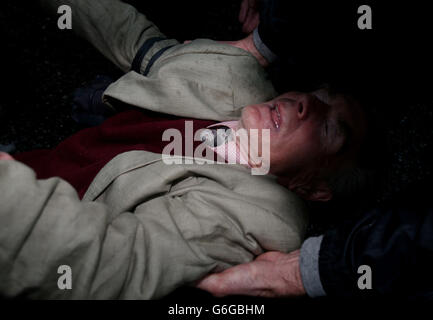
[
  {"x1": 219, "y1": 33, "x2": 269, "y2": 67},
  {"x1": 196, "y1": 250, "x2": 306, "y2": 298},
  {"x1": 239, "y1": 0, "x2": 260, "y2": 34},
  {"x1": 0, "y1": 152, "x2": 14, "y2": 160}
]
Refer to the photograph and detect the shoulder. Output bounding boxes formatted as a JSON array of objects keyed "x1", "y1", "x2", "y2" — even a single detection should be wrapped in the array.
[
  {"x1": 152, "y1": 39, "x2": 278, "y2": 108},
  {"x1": 89, "y1": 151, "x2": 309, "y2": 252}
]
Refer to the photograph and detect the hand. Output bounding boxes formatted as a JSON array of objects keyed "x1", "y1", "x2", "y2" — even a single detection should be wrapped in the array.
[
  {"x1": 0, "y1": 152, "x2": 14, "y2": 160},
  {"x1": 196, "y1": 250, "x2": 306, "y2": 298},
  {"x1": 239, "y1": 0, "x2": 260, "y2": 34},
  {"x1": 219, "y1": 33, "x2": 269, "y2": 67}
]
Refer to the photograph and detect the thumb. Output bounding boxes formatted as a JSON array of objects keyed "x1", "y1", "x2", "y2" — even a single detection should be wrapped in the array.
[
  {"x1": 196, "y1": 263, "x2": 259, "y2": 297},
  {"x1": 239, "y1": 0, "x2": 249, "y2": 23}
]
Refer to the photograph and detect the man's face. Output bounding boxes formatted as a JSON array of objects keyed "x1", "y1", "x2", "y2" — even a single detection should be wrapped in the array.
[{"x1": 239, "y1": 89, "x2": 367, "y2": 178}]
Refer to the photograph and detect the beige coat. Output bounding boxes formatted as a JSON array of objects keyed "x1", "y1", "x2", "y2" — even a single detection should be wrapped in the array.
[{"x1": 0, "y1": 0, "x2": 308, "y2": 299}]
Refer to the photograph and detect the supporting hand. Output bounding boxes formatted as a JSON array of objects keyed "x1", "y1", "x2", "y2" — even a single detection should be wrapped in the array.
[{"x1": 196, "y1": 250, "x2": 306, "y2": 297}]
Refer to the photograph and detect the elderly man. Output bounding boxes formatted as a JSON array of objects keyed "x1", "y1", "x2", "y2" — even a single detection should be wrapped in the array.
[{"x1": 0, "y1": 0, "x2": 367, "y2": 299}]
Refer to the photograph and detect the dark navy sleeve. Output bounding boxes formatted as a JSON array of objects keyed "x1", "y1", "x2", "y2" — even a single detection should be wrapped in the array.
[{"x1": 318, "y1": 188, "x2": 433, "y2": 300}]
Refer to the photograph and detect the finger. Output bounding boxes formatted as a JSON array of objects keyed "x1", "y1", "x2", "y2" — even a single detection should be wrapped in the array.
[
  {"x1": 239, "y1": 0, "x2": 248, "y2": 23},
  {"x1": 243, "y1": 12, "x2": 260, "y2": 34},
  {"x1": 255, "y1": 251, "x2": 286, "y2": 262},
  {"x1": 250, "y1": 13, "x2": 260, "y2": 29},
  {"x1": 197, "y1": 274, "x2": 263, "y2": 297},
  {"x1": 196, "y1": 264, "x2": 259, "y2": 297},
  {"x1": 197, "y1": 261, "x2": 276, "y2": 297}
]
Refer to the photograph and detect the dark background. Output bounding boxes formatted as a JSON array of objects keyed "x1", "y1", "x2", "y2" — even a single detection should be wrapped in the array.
[{"x1": 0, "y1": 0, "x2": 432, "y2": 302}]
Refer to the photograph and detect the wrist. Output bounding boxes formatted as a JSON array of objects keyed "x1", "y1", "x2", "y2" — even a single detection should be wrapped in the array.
[
  {"x1": 284, "y1": 249, "x2": 307, "y2": 296},
  {"x1": 243, "y1": 33, "x2": 269, "y2": 67},
  {"x1": 252, "y1": 28, "x2": 277, "y2": 64}
]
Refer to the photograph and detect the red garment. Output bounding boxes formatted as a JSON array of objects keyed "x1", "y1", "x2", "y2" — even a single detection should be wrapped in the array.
[{"x1": 15, "y1": 110, "x2": 216, "y2": 198}]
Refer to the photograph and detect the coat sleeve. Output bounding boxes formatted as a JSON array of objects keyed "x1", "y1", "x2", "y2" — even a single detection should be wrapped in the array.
[
  {"x1": 0, "y1": 160, "x2": 280, "y2": 299},
  {"x1": 39, "y1": 0, "x2": 178, "y2": 72},
  {"x1": 317, "y1": 194, "x2": 433, "y2": 299}
]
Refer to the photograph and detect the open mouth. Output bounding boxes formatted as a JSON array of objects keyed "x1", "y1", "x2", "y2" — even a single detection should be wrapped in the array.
[{"x1": 270, "y1": 104, "x2": 281, "y2": 129}]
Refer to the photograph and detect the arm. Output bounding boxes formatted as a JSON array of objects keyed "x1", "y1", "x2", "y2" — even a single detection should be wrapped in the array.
[
  {"x1": 317, "y1": 202, "x2": 433, "y2": 299},
  {"x1": 0, "y1": 159, "x2": 288, "y2": 299},
  {"x1": 196, "y1": 249, "x2": 305, "y2": 297},
  {"x1": 197, "y1": 194, "x2": 433, "y2": 299},
  {"x1": 0, "y1": 159, "x2": 151, "y2": 298},
  {"x1": 235, "y1": 0, "x2": 357, "y2": 67},
  {"x1": 40, "y1": 0, "x2": 178, "y2": 72}
]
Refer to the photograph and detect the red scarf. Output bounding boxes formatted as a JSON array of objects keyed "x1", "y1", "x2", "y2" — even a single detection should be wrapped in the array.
[{"x1": 15, "y1": 110, "x2": 216, "y2": 198}]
